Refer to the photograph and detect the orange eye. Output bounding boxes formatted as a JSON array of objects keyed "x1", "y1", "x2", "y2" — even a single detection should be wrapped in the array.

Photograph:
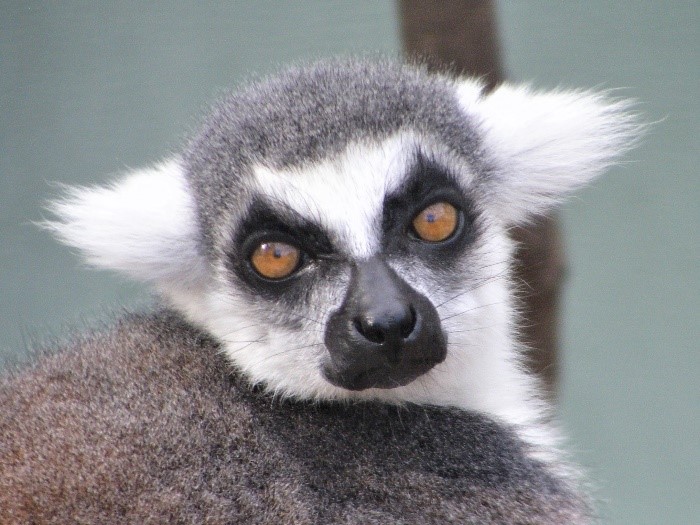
[
  {"x1": 412, "y1": 202, "x2": 459, "y2": 242},
  {"x1": 250, "y1": 241, "x2": 301, "y2": 279}
]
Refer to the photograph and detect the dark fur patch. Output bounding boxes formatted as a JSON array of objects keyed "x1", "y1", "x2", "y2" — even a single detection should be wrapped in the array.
[
  {"x1": 225, "y1": 197, "x2": 338, "y2": 305},
  {"x1": 0, "y1": 311, "x2": 591, "y2": 524}
]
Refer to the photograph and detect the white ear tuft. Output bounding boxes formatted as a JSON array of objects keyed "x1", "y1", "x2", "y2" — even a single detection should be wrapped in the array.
[
  {"x1": 458, "y1": 81, "x2": 642, "y2": 222},
  {"x1": 45, "y1": 159, "x2": 208, "y2": 288}
]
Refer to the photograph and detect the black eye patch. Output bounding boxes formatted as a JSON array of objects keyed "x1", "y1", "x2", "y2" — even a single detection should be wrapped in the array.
[
  {"x1": 233, "y1": 198, "x2": 335, "y2": 259},
  {"x1": 225, "y1": 197, "x2": 338, "y2": 302},
  {"x1": 381, "y1": 153, "x2": 479, "y2": 258}
]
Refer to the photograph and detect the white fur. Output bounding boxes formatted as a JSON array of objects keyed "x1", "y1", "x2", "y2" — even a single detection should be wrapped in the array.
[
  {"x1": 457, "y1": 80, "x2": 640, "y2": 222},
  {"x1": 46, "y1": 159, "x2": 209, "y2": 293}
]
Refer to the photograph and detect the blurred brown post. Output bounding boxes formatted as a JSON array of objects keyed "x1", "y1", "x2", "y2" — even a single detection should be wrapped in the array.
[{"x1": 399, "y1": 0, "x2": 566, "y2": 397}]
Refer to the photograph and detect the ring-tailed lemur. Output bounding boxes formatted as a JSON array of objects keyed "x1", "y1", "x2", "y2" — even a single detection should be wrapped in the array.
[{"x1": 0, "y1": 59, "x2": 638, "y2": 524}]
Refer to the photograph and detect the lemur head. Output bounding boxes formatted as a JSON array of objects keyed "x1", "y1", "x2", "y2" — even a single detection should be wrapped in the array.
[{"x1": 49, "y1": 59, "x2": 637, "y2": 421}]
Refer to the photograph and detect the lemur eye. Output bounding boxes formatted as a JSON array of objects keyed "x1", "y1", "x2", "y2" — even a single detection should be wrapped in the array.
[
  {"x1": 411, "y1": 202, "x2": 459, "y2": 242},
  {"x1": 250, "y1": 241, "x2": 301, "y2": 279}
]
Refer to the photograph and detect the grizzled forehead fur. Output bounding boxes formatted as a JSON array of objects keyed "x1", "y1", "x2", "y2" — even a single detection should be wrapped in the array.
[{"x1": 183, "y1": 59, "x2": 484, "y2": 256}]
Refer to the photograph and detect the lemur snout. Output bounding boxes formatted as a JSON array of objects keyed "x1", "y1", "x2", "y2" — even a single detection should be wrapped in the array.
[{"x1": 323, "y1": 258, "x2": 447, "y2": 390}]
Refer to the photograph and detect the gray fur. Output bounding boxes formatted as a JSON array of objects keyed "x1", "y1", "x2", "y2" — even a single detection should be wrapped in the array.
[
  {"x1": 184, "y1": 58, "x2": 484, "y2": 256},
  {"x1": 0, "y1": 310, "x2": 590, "y2": 524}
]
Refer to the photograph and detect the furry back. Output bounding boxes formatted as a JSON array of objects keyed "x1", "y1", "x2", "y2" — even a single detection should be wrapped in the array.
[{"x1": 0, "y1": 310, "x2": 590, "y2": 524}]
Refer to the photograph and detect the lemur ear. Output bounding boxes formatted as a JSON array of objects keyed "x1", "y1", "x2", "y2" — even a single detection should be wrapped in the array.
[
  {"x1": 457, "y1": 80, "x2": 640, "y2": 223},
  {"x1": 45, "y1": 159, "x2": 208, "y2": 290}
]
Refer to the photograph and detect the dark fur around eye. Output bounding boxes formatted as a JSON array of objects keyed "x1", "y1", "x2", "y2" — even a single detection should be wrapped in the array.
[
  {"x1": 225, "y1": 198, "x2": 338, "y2": 303},
  {"x1": 382, "y1": 154, "x2": 479, "y2": 261}
]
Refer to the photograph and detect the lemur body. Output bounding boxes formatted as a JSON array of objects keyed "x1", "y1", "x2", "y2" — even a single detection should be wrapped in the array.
[{"x1": 0, "y1": 59, "x2": 637, "y2": 523}]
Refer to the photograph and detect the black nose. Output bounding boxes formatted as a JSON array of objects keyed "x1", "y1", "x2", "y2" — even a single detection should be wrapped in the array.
[
  {"x1": 353, "y1": 304, "x2": 416, "y2": 345},
  {"x1": 323, "y1": 257, "x2": 446, "y2": 391},
  {"x1": 349, "y1": 257, "x2": 418, "y2": 363}
]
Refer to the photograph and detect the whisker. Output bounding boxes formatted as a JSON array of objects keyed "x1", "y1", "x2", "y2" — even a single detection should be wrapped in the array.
[
  {"x1": 443, "y1": 324, "x2": 500, "y2": 334},
  {"x1": 435, "y1": 270, "x2": 508, "y2": 310},
  {"x1": 250, "y1": 341, "x2": 326, "y2": 365},
  {"x1": 222, "y1": 339, "x2": 264, "y2": 354},
  {"x1": 216, "y1": 294, "x2": 327, "y2": 327},
  {"x1": 439, "y1": 301, "x2": 505, "y2": 322}
]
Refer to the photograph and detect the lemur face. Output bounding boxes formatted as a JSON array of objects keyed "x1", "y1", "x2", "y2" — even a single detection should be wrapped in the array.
[
  {"x1": 191, "y1": 137, "x2": 499, "y2": 405},
  {"x1": 48, "y1": 59, "x2": 637, "y2": 414},
  {"x1": 235, "y1": 155, "x2": 459, "y2": 391},
  {"x1": 219, "y1": 137, "x2": 490, "y2": 395}
]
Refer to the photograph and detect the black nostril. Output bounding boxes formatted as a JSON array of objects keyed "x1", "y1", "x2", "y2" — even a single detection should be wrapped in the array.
[
  {"x1": 400, "y1": 305, "x2": 417, "y2": 338},
  {"x1": 353, "y1": 317, "x2": 385, "y2": 344}
]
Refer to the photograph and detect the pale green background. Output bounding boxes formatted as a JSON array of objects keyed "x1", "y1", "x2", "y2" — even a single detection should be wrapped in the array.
[{"x1": 1, "y1": 2, "x2": 698, "y2": 523}]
